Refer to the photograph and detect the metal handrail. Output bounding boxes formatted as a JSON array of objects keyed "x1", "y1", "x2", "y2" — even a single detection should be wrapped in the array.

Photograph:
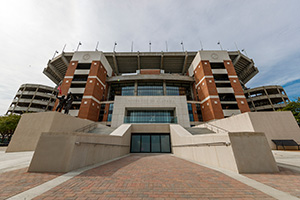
[
  {"x1": 173, "y1": 141, "x2": 231, "y2": 147},
  {"x1": 75, "y1": 141, "x2": 129, "y2": 147},
  {"x1": 75, "y1": 123, "x2": 97, "y2": 133}
]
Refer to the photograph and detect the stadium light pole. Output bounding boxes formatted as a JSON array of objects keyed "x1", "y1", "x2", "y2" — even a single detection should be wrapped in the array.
[{"x1": 76, "y1": 42, "x2": 82, "y2": 51}]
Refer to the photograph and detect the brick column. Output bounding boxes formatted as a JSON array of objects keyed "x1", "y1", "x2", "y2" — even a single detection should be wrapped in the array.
[
  {"x1": 78, "y1": 61, "x2": 107, "y2": 121},
  {"x1": 53, "y1": 61, "x2": 78, "y2": 110},
  {"x1": 194, "y1": 61, "x2": 224, "y2": 121},
  {"x1": 224, "y1": 60, "x2": 250, "y2": 113}
]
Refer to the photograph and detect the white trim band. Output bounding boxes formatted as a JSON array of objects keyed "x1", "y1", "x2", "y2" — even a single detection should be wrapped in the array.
[
  {"x1": 82, "y1": 96, "x2": 101, "y2": 104},
  {"x1": 235, "y1": 95, "x2": 246, "y2": 99},
  {"x1": 200, "y1": 95, "x2": 219, "y2": 104},
  {"x1": 88, "y1": 76, "x2": 106, "y2": 88},
  {"x1": 64, "y1": 76, "x2": 73, "y2": 79},
  {"x1": 195, "y1": 76, "x2": 214, "y2": 88},
  {"x1": 228, "y1": 75, "x2": 238, "y2": 78}
]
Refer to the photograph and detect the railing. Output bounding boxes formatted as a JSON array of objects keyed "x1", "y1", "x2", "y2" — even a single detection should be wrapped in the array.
[
  {"x1": 124, "y1": 116, "x2": 177, "y2": 124},
  {"x1": 75, "y1": 141, "x2": 129, "y2": 147},
  {"x1": 173, "y1": 141, "x2": 231, "y2": 147},
  {"x1": 75, "y1": 123, "x2": 98, "y2": 133},
  {"x1": 201, "y1": 123, "x2": 228, "y2": 134}
]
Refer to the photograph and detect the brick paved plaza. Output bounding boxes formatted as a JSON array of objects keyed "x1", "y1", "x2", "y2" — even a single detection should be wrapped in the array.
[{"x1": 1, "y1": 153, "x2": 300, "y2": 199}]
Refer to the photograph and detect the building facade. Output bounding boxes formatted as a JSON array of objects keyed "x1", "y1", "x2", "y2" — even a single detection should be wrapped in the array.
[
  {"x1": 244, "y1": 85, "x2": 289, "y2": 111},
  {"x1": 44, "y1": 50, "x2": 257, "y2": 127},
  {"x1": 7, "y1": 83, "x2": 57, "y2": 115}
]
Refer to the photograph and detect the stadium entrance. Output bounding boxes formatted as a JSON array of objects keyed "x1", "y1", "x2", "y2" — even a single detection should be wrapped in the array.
[{"x1": 130, "y1": 133, "x2": 171, "y2": 153}]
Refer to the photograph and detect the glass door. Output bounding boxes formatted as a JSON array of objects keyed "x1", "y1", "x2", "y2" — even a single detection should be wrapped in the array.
[{"x1": 130, "y1": 134, "x2": 171, "y2": 153}]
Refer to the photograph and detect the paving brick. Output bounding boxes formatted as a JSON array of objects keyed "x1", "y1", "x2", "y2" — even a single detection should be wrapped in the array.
[
  {"x1": 34, "y1": 154, "x2": 273, "y2": 199},
  {"x1": 0, "y1": 167, "x2": 62, "y2": 200},
  {"x1": 245, "y1": 166, "x2": 300, "y2": 198}
]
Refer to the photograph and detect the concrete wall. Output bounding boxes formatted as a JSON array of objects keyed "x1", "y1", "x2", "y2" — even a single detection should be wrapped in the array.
[
  {"x1": 71, "y1": 51, "x2": 112, "y2": 77},
  {"x1": 170, "y1": 124, "x2": 278, "y2": 173},
  {"x1": 229, "y1": 132, "x2": 278, "y2": 173},
  {"x1": 111, "y1": 96, "x2": 190, "y2": 128},
  {"x1": 29, "y1": 124, "x2": 132, "y2": 173},
  {"x1": 205, "y1": 111, "x2": 300, "y2": 149},
  {"x1": 131, "y1": 124, "x2": 170, "y2": 133},
  {"x1": 6, "y1": 112, "x2": 93, "y2": 152}
]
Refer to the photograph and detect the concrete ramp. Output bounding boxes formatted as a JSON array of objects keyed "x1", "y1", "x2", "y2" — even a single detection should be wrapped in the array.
[
  {"x1": 170, "y1": 124, "x2": 279, "y2": 173},
  {"x1": 6, "y1": 112, "x2": 93, "y2": 152},
  {"x1": 88, "y1": 124, "x2": 116, "y2": 135},
  {"x1": 184, "y1": 127, "x2": 215, "y2": 135}
]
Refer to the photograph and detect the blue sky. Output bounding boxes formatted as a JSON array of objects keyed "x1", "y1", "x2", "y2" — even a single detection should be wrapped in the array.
[{"x1": 0, "y1": 0, "x2": 300, "y2": 114}]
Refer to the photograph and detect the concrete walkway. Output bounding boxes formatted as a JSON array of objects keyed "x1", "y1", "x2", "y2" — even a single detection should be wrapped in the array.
[
  {"x1": 273, "y1": 150, "x2": 300, "y2": 169},
  {"x1": 0, "y1": 147, "x2": 34, "y2": 173},
  {"x1": 0, "y1": 150, "x2": 300, "y2": 199}
]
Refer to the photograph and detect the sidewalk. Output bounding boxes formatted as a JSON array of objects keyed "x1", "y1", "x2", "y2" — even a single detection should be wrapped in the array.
[{"x1": 0, "y1": 149, "x2": 299, "y2": 199}]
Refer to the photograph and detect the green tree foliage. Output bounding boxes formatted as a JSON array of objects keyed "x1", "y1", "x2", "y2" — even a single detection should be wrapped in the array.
[
  {"x1": 0, "y1": 115, "x2": 21, "y2": 145},
  {"x1": 279, "y1": 97, "x2": 300, "y2": 125}
]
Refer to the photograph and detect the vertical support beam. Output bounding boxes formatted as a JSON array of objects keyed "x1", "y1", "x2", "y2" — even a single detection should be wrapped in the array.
[
  {"x1": 137, "y1": 52, "x2": 141, "y2": 70},
  {"x1": 134, "y1": 80, "x2": 138, "y2": 96},
  {"x1": 160, "y1": 53, "x2": 164, "y2": 70},
  {"x1": 113, "y1": 53, "x2": 119, "y2": 75},
  {"x1": 190, "y1": 84, "x2": 194, "y2": 100},
  {"x1": 263, "y1": 87, "x2": 275, "y2": 111},
  {"x1": 163, "y1": 80, "x2": 167, "y2": 95},
  {"x1": 248, "y1": 91, "x2": 256, "y2": 112},
  {"x1": 27, "y1": 86, "x2": 39, "y2": 112},
  {"x1": 276, "y1": 86, "x2": 287, "y2": 105},
  {"x1": 106, "y1": 85, "x2": 111, "y2": 100},
  {"x1": 233, "y1": 52, "x2": 241, "y2": 66},
  {"x1": 181, "y1": 52, "x2": 188, "y2": 74}
]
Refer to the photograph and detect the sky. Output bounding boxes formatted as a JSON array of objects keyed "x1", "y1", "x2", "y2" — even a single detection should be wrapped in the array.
[{"x1": 0, "y1": 0, "x2": 300, "y2": 115}]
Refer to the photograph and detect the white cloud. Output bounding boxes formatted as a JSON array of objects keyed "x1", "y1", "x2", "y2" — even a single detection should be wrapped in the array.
[{"x1": 0, "y1": 0, "x2": 300, "y2": 114}]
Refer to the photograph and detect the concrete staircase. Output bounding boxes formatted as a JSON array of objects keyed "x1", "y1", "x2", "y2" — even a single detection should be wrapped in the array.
[{"x1": 184, "y1": 127, "x2": 215, "y2": 135}]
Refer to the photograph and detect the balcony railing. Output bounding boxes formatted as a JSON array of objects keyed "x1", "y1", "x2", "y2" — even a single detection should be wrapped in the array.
[{"x1": 124, "y1": 116, "x2": 177, "y2": 124}]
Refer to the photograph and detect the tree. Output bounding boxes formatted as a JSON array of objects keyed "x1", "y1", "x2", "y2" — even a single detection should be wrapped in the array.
[
  {"x1": 278, "y1": 97, "x2": 300, "y2": 125},
  {"x1": 0, "y1": 115, "x2": 21, "y2": 145}
]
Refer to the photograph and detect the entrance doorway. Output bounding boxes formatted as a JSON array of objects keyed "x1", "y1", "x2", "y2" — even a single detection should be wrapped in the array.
[{"x1": 130, "y1": 134, "x2": 171, "y2": 153}]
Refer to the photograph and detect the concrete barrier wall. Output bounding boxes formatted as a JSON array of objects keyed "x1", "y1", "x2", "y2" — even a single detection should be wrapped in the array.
[
  {"x1": 28, "y1": 124, "x2": 132, "y2": 173},
  {"x1": 170, "y1": 125, "x2": 239, "y2": 172},
  {"x1": 131, "y1": 124, "x2": 170, "y2": 133},
  {"x1": 229, "y1": 132, "x2": 279, "y2": 173},
  {"x1": 6, "y1": 112, "x2": 93, "y2": 152},
  {"x1": 206, "y1": 111, "x2": 300, "y2": 149},
  {"x1": 170, "y1": 125, "x2": 278, "y2": 173}
]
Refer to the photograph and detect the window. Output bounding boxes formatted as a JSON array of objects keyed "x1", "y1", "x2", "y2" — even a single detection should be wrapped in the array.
[
  {"x1": 138, "y1": 82, "x2": 163, "y2": 96},
  {"x1": 124, "y1": 110, "x2": 176, "y2": 123},
  {"x1": 107, "y1": 103, "x2": 114, "y2": 122},
  {"x1": 76, "y1": 63, "x2": 91, "y2": 69},
  {"x1": 187, "y1": 103, "x2": 194, "y2": 122}
]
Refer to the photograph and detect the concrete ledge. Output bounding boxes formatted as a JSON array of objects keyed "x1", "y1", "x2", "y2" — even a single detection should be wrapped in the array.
[
  {"x1": 170, "y1": 124, "x2": 278, "y2": 173},
  {"x1": 28, "y1": 124, "x2": 132, "y2": 173},
  {"x1": 6, "y1": 112, "x2": 93, "y2": 152}
]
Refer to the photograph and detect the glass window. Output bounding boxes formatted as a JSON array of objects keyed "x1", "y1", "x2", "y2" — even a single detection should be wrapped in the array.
[
  {"x1": 187, "y1": 103, "x2": 194, "y2": 122},
  {"x1": 98, "y1": 104, "x2": 106, "y2": 122},
  {"x1": 107, "y1": 103, "x2": 114, "y2": 122},
  {"x1": 125, "y1": 110, "x2": 176, "y2": 123},
  {"x1": 109, "y1": 82, "x2": 135, "y2": 100},
  {"x1": 196, "y1": 104, "x2": 203, "y2": 121},
  {"x1": 138, "y1": 82, "x2": 163, "y2": 96}
]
